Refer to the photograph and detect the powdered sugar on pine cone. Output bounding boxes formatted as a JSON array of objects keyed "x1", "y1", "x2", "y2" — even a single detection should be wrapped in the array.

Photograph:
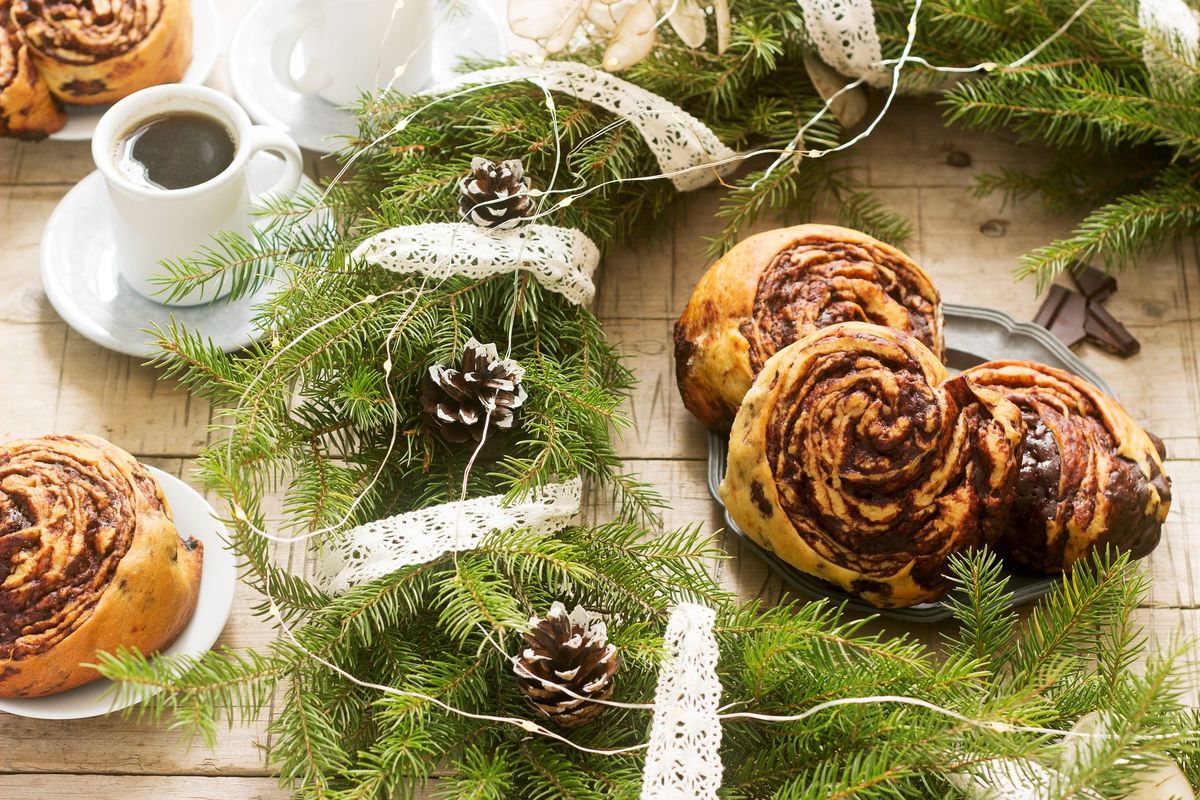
[
  {"x1": 458, "y1": 158, "x2": 534, "y2": 229},
  {"x1": 421, "y1": 339, "x2": 527, "y2": 443},
  {"x1": 513, "y1": 603, "x2": 619, "y2": 729}
]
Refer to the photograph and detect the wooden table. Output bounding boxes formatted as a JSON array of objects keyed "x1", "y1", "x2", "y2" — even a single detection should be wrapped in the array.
[{"x1": 2, "y1": 7, "x2": 1197, "y2": 799}]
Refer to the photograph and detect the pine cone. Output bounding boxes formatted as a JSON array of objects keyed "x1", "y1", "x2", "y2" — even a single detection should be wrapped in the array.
[
  {"x1": 514, "y1": 603, "x2": 619, "y2": 729},
  {"x1": 421, "y1": 339, "x2": 527, "y2": 443},
  {"x1": 458, "y1": 157, "x2": 534, "y2": 228}
]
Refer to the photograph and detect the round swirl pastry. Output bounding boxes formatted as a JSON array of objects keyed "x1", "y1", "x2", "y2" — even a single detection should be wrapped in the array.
[
  {"x1": 675, "y1": 224, "x2": 943, "y2": 431},
  {"x1": 12, "y1": 0, "x2": 192, "y2": 106},
  {"x1": 0, "y1": 2, "x2": 65, "y2": 138},
  {"x1": 0, "y1": 434, "x2": 203, "y2": 698},
  {"x1": 962, "y1": 360, "x2": 1171, "y2": 573},
  {"x1": 721, "y1": 323, "x2": 1022, "y2": 607}
]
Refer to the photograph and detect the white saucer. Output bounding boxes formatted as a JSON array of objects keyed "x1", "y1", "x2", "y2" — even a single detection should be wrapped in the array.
[
  {"x1": 40, "y1": 153, "x2": 318, "y2": 359},
  {"x1": 229, "y1": 0, "x2": 507, "y2": 154},
  {"x1": 0, "y1": 466, "x2": 236, "y2": 720},
  {"x1": 49, "y1": 0, "x2": 221, "y2": 142}
]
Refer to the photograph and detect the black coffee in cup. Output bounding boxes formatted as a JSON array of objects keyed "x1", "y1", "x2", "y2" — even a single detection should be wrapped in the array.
[{"x1": 115, "y1": 112, "x2": 236, "y2": 191}]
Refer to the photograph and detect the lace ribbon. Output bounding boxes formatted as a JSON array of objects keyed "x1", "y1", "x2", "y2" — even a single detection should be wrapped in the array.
[
  {"x1": 352, "y1": 222, "x2": 600, "y2": 306},
  {"x1": 427, "y1": 61, "x2": 738, "y2": 191},
  {"x1": 318, "y1": 478, "x2": 582, "y2": 595},
  {"x1": 640, "y1": 602, "x2": 723, "y2": 800},
  {"x1": 795, "y1": 0, "x2": 890, "y2": 87}
]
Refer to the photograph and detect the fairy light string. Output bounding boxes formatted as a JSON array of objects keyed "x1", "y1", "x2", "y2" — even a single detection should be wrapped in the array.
[
  {"x1": 188, "y1": 0, "x2": 1196, "y2": 776},
  {"x1": 232, "y1": 0, "x2": 1109, "y2": 545}
]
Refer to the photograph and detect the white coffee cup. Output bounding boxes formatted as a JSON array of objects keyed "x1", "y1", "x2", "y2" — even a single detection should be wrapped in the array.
[
  {"x1": 93, "y1": 84, "x2": 304, "y2": 307},
  {"x1": 271, "y1": 0, "x2": 434, "y2": 106}
]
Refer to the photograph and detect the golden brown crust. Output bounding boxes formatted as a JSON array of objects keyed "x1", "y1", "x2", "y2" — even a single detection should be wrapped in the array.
[
  {"x1": 721, "y1": 323, "x2": 1021, "y2": 608},
  {"x1": 0, "y1": 2, "x2": 65, "y2": 138},
  {"x1": 675, "y1": 225, "x2": 943, "y2": 431},
  {"x1": 12, "y1": 0, "x2": 191, "y2": 105},
  {"x1": 962, "y1": 360, "x2": 1171, "y2": 572},
  {"x1": 0, "y1": 434, "x2": 202, "y2": 698}
]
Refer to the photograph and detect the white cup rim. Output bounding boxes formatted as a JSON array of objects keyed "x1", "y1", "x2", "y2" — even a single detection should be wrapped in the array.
[{"x1": 92, "y1": 84, "x2": 255, "y2": 200}]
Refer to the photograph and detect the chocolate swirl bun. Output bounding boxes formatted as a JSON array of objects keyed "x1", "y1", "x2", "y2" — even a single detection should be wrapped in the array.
[
  {"x1": 12, "y1": 0, "x2": 192, "y2": 105},
  {"x1": 721, "y1": 323, "x2": 1022, "y2": 607},
  {"x1": 962, "y1": 361, "x2": 1171, "y2": 573},
  {"x1": 0, "y1": 434, "x2": 202, "y2": 698},
  {"x1": 676, "y1": 225, "x2": 943, "y2": 431},
  {"x1": 0, "y1": 2, "x2": 65, "y2": 138}
]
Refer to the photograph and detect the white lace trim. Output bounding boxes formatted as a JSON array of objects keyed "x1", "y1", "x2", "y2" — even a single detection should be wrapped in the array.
[
  {"x1": 640, "y1": 602, "x2": 723, "y2": 800},
  {"x1": 1139, "y1": 0, "x2": 1200, "y2": 88},
  {"x1": 796, "y1": 0, "x2": 890, "y2": 87},
  {"x1": 427, "y1": 62, "x2": 738, "y2": 191},
  {"x1": 352, "y1": 222, "x2": 600, "y2": 305},
  {"x1": 318, "y1": 478, "x2": 583, "y2": 595}
]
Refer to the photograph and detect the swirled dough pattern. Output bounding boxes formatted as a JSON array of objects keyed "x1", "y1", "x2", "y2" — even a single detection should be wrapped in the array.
[
  {"x1": 0, "y1": 2, "x2": 65, "y2": 138},
  {"x1": 676, "y1": 225, "x2": 943, "y2": 431},
  {"x1": 0, "y1": 434, "x2": 202, "y2": 698},
  {"x1": 12, "y1": 0, "x2": 191, "y2": 105},
  {"x1": 721, "y1": 323, "x2": 1020, "y2": 607},
  {"x1": 963, "y1": 360, "x2": 1171, "y2": 573}
]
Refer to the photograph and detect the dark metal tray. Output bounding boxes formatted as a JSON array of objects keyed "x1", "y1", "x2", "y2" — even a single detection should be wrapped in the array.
[{"x1": 706, "y1": 303, "x2": 1115, "y2": 622}]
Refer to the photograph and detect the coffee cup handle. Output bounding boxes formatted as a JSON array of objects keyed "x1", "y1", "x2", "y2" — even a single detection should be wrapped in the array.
[
  {"x1": 270, "y1": 0, "x2": 330, "y2": 95},
  {"x1": 247, "y1": 126, "x2": 305, "y2": 210}
]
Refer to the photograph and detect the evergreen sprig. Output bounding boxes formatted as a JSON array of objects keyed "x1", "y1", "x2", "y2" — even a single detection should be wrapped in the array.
[
  {"x1": 919, "y1": 0, "x2": 1200, "y2": 286},
  {"x1": 99, "y1": 550, "x2": 1198, "y2": 798},
  {"x1": 106, "y1": 2, "x2": 1200, "y2": 796}
]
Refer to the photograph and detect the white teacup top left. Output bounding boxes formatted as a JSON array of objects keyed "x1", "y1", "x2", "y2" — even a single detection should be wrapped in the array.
[{"x1": 92, "y1": 84, "x2": 304, "y2": 307}]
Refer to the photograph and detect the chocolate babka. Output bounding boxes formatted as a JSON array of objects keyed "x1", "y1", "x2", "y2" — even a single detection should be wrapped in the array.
[
  {"x1": 0, "y1": 434, "x2": 203, "y2": 698},
  {"x1": 0, "y1": 1, "x2": 64, "y2": 138},
  {"x1": 963, "y1": 360, "x2": 1171, "y2": 573},
  {"x1": 11, "y1": 0, "x2": 192, "y2": 106},
  {"x1": 721, "y1": 323, "x2": 1021, "y2": 608},
  {"x1": 675, "y1": 224, "x2": 943, "y2": 431}
]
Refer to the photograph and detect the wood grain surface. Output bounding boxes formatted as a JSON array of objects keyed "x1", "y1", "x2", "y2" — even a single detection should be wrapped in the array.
[{"x1": 1, "y1": 2, "x2": 1196, "y2": 797}]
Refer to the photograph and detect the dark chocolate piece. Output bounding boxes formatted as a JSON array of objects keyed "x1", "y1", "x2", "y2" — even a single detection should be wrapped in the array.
[
  {"x1": 1033, "y1": 285, "x2": 1087, "y2": 348},
  {"x1": 1070, "y1": 263, "x2": 1117, "y2": 303},
  {"x1": 1084, "y1": 300, "x2": 1140, "y2": 357}
]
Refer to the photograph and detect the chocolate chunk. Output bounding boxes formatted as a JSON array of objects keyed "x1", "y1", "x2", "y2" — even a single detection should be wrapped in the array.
[
  {"x1": 1145, "y1": 430, "x2": 1167, "y2": 460},
  {"x1": 1033, "y1": 285, "x2": 1087, "y2": 348},
  {"x1": 1084, "y1": 300, "x2": 1140, "y2": 357},
  {"x1": 1070, "y1": 263, "x2": 1117, "y2": 303}
]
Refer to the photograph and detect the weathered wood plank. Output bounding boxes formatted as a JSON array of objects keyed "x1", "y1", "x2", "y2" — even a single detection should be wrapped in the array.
[
  {"x1": 0, "y1": 775, "x2": 293, "y2": 800},
  {"x1": 0, "y1": 186, "x2": 65, "y2": 325},
  {"x1": 7, "y1": 140, "x2": 94, "y2": 186},
  {"x1": 844, "y1": 100, "x2": 1052, "y2": 191},
  {"x1": 0, "y1": 140, "x2": 16, "y2": 183},
  {"x1": 0, "y1": 322, "x2": 68, "y2": 441},
  {"x1": 53, "y1": 331, "x2": 211, "y2": 456}
]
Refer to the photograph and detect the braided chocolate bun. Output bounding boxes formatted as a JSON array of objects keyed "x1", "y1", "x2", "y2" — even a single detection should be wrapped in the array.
[
  {"x1": 962, "y1": 360, "x2": 1171, "y2": 573},
  {"x1": 0, "y1": 2, "x2": 65, "y2": 138},
  {"x1": 721, "y1": 323, "x2": 1021, "y2": 607},
  {"x1": 0, "y1": 434, "x2": 202, "y2": 698},
  {"x1": 12, "y1": 0, "x2": 192, "y2": 105},
  {"x1": 675, "y1": 225, "x2": 943, "y2": 431}
]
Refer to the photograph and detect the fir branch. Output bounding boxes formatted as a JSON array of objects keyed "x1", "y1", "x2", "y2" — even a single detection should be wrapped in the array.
[
  {"x1": 943, "y1": 549, "x2": 1018, "y2": 672},
  {"x1": 1015, "y1": 167, "x2": 1200, "y2": 288}
]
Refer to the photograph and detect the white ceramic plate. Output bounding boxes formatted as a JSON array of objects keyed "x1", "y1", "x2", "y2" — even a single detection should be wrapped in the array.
[
  {"x1": 48, "y1": 0, "x2": 220, "y2": 142},
  {"x1": 229, "y1": 0, "x2": 506, "y2": 153},
  {"x1": 40, "y1": 152, "x2": 318, "y2": 359},
  {"x1": 0, "y1": 466, "x2": 236, "y2": 720}
]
